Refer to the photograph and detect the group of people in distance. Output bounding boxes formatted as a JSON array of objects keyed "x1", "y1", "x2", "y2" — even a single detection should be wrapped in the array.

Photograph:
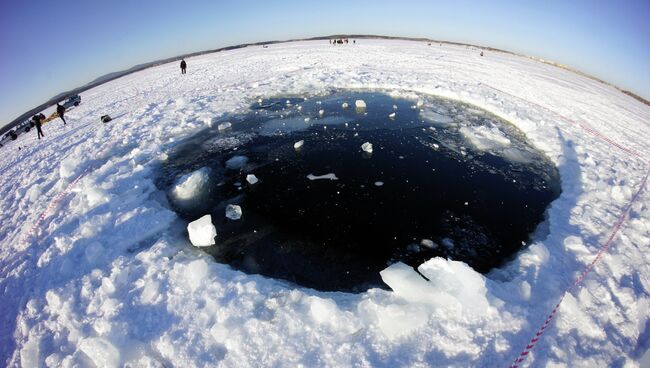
[
  {"x1": 330, "y1": 38, "x2": 354, "y2": 45},
  {"x1": 31, "y1": 103, "x2": 67, "y2": 140}
]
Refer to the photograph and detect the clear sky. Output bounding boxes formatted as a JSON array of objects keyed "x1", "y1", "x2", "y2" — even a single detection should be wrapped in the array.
[{"x1": 1, "y1": 0, "x2": 648, "y2": 126}]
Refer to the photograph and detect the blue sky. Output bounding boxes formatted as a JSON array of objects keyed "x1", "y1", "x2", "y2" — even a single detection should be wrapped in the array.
[{"x1": 1, "y1": 0, "x2": 648, "y2": 126}]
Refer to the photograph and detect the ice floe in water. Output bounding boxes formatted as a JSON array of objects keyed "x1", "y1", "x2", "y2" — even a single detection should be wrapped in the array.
[{"x1": 187, "y1": 214, "x2": 217, "y2": 247}]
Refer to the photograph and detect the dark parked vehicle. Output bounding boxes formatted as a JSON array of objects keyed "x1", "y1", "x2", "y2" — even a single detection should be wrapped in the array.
[{"x1": 61, "y1": 94, "x2": 81, "y2": 109}]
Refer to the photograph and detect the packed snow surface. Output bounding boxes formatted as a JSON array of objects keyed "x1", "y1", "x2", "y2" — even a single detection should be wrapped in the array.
[{"x1": 0, "y1": 40, "x2": 649, "y2": 367}]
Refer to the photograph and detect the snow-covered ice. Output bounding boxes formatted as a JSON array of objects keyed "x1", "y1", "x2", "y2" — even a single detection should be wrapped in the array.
[
  {"x1": 187, "y1": 214, "x2": 217, "y2": 247},
  {"x1": 225, "y1": 204, "x2": 242, "y2": 220},
  {"x1": 0, "y1": 39, "x2": 649, "y2": 367}
]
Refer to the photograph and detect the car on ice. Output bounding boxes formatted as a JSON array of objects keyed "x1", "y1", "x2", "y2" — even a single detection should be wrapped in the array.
[{"x1": 61, "y1": 94, "x2": 81, "y2": 109}]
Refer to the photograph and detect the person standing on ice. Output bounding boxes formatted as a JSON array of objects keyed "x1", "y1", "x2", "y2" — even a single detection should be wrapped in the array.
[
  {"x1": 56, "y1": 103, "x2": 66, "y2": 125},
  {"x1": 33, "y1": 114, "x2": 44, "y2": 140},
  {"x1": 180, "y1": 59, "x2": 187, "y2": 74}
]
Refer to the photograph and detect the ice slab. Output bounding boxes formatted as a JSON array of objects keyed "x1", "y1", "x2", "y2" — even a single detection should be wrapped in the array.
[
  {"x1": 307, "y1": 173, "x2": 338, "y2": 181},
  {"x1": 187, "y1": 214, "x2": 217, "y2": 247},
  {"x1": 172, "y1": 167, "x2": 211, "y2": 201},
  {"x1": 246, "y1": 174, "x2": 259, "y2": 185},
  {"x1": 459, "y1": 125, "x2": 511, "y2": 151},
  {"x1": 225, "y1": 155, "x2": 248, "y2": 170},
  {"x1": 225, "y1": 204, "x2": 242, "y2": 220},
  {"x1": 217, "y1": 122, "x2": 232, "y2": 130}
]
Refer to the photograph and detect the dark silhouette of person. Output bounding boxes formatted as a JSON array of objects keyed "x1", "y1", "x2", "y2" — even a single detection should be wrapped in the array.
[
  {"x1": 180, "y1": 59, "x2": 187, "y2": 74},
  {"x1": 33, "y1": 114, "x2": 44, "y2": 140},
  {"x1": 56, "y1": 103, "x2": 66, "y2": 125}
]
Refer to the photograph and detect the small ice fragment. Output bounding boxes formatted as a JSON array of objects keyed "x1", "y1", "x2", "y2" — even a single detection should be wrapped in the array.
[
  {"x1": 342, "y1": 102, "x2": 349, "y2": 109},
  {"x1": 319, "y1": 109, "x2": 324, "y2": 116},
  {"x1": 246, "y1": 174, "x2": 259, "y2": 184},
  {"x1": 307, "y1": 173, "x2": 338, "y2": 181},
  {"x1": 294, "y1": 140, "x2": 304, "y2": 149},
  {"x1": 217, "y1": 122, "x2": 232, "y2": 130},
  {"x1": 297, "y1": 105, "x2": 302, "y2": 111},
  {"x1": 374, "y1": 181, "x2": 384, "y2": 186},
  {"x1": 416, "y1": 99, "x2": 424, "y2": 108},
  {"x1": 388, "y1": 112, "x2": 396, "y2": 119},
  {"x1": 355, "y1": 100, "x2": 366, "y2": 109},
  {"x1": 442, "y1": 238, "x2": 454, "y2": 249},
  {"x1": 225, "y1": 204, "x2": 242, "y2": 220},
  {"x1": 187, "y1": 215, "x2": 217, "y2": 247},
  {"x1": 392, "y1": 104, "x2": 398, "y2": 110},
  {"x1": 354, "y1": 132, "x2": 358, "y2": 137},
  {"x1": 420, "y1": 239, "x2": 437, "y2": 249},
  {"x1": 258, "y1": 98, "x2": 263, "y2": 103},
  {"x1": 304, "y1": 117, "x2": 311, "y2": 122},
  {"x1": 464, "y1": 201, "x2": 469, "y2": 206},
  {"x1": 286, "y1": 100, "x2": 291, "y2": 104},
  {"x1": 225, "y1": 155, "x2": 248, "y2": 169},
  {"x1": 411, "y1": 105, "x2": 417, "y2": 110},
  {"x1": 361, "y1": 142, "x2": 373, "y2": 153}
]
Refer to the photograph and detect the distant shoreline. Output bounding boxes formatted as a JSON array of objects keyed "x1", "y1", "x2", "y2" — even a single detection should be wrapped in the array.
[{"x1": 3, "y1": 34, "x2": 647, "y2": 134}]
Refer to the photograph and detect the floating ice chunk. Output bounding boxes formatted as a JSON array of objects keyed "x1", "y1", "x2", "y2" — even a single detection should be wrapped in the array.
[
  {"x1": 217, "y1": 122, "x2": 232, "y2": 130},
  {"x1": 319, "y1": 109, "x2": 325, "y2": 116},
  {"x1": 297, "y1": 105, "x2": 302, "y2": 111},
  {"x1": 416, "y1": 99, "x2": 424, "y2": 108},
  {"x1": 226, "y1": 204, "x2": 242, "y2": 220},
  {"x1": 304, "y1": 117, "x2": 311, "y2": 122},
  {"x1": 225, "y1": 155, "x2": 248, "y2": 169},
  {"x1": 294, "y1": 140, "x2": 304, "y2": 149},
  {"x1": 388, "y1": 112, "x2": 396, "y2": 119},
  {"x1": 342, "y1": 102, "x2": 349, "y2": 109},
  {"x1": 441, "y1": 238, "x2": 454, "y2": 249},
  {"x1": 246, "y1": 174, "x2": 259, "y2": 184},
  {"x1": 78, "y1": 337, "x2": 120, "y2": 368},
  {"x1": 361, "y1": 142, "x2": 373, "y2": 153},
  {"x1": 420, "y1": 239, "x2": 437, "y2": 249},
  {"x1": 374, "y1": 181, "x2": 384, "y2": 187},
  {"x1": 355, "y1": 100, "x2": 366, "y2": 111},
  {"x1": 172, "y1": 167, "x2": 211, "y2": 201},
  {"x1": 307, "y1": 173, "x2": 338, "y2": 181},
  {"x1": 187, "y1": 214, "x2": 217, "y2": 247},
  {"x1": 392, "y1": 104, "x2": 398, "y2": 110},
  {"x1": 421, "y1": 109, "x2": 454, "y2": 125},
  {"x1": 459, "y1": 125, "x2": 510, "y2": 151}
]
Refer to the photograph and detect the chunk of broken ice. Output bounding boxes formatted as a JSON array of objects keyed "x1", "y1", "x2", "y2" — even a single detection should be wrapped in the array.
[
  {"x1": 441, "y1": 238, "x2": 455, "y2": 249},
  {"x1": 355, "y1": 100, "x2": 366, "y2": 109},
  {"x1": 420, "y1": 239, "x2": 437, "y2": 249},
  {"x1": 172, "y1": 167, "x2": 211, "y2": 201},
  {"x1": 318, "y1": 109, "x2": 324, "y2": 116},
  {"x1": 307, "y1": 173, "x2": 338, "y2": 181},
  {"x1": 388, "y1": 112, "x2": 396, "y2": 119},
  {"x1": 361, "y1": 142, "x2": 373, "y2": 153},
  {"x1": 217, "y1": 122, "x2": 232, "y2": 130},
  {"x1": 246, "y1": 174, "x2": 259, "y2": 185},
  {"x1": 374, "y1": 181, "x2": 384, "y2": 187},
  {"x1": 187, "y1": 214, "x2": 217, "y2": 247},
  {"x1": 225, "y1": 204, "x2": 242, "y2": 220},
  {"x1": 294, "y1": 140, "x2": 304, "y2": 149},
  {"x1": 225, "y1": 155, "x2": 248, "y2": 170},
  {"x1": 342, "y1": 102, "x2": 349, "y2": 109}
]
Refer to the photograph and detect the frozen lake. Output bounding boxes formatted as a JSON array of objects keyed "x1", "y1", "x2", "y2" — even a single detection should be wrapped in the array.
[{"x1": 158, "y1": 91, "x2": 561, "y2": 291}]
